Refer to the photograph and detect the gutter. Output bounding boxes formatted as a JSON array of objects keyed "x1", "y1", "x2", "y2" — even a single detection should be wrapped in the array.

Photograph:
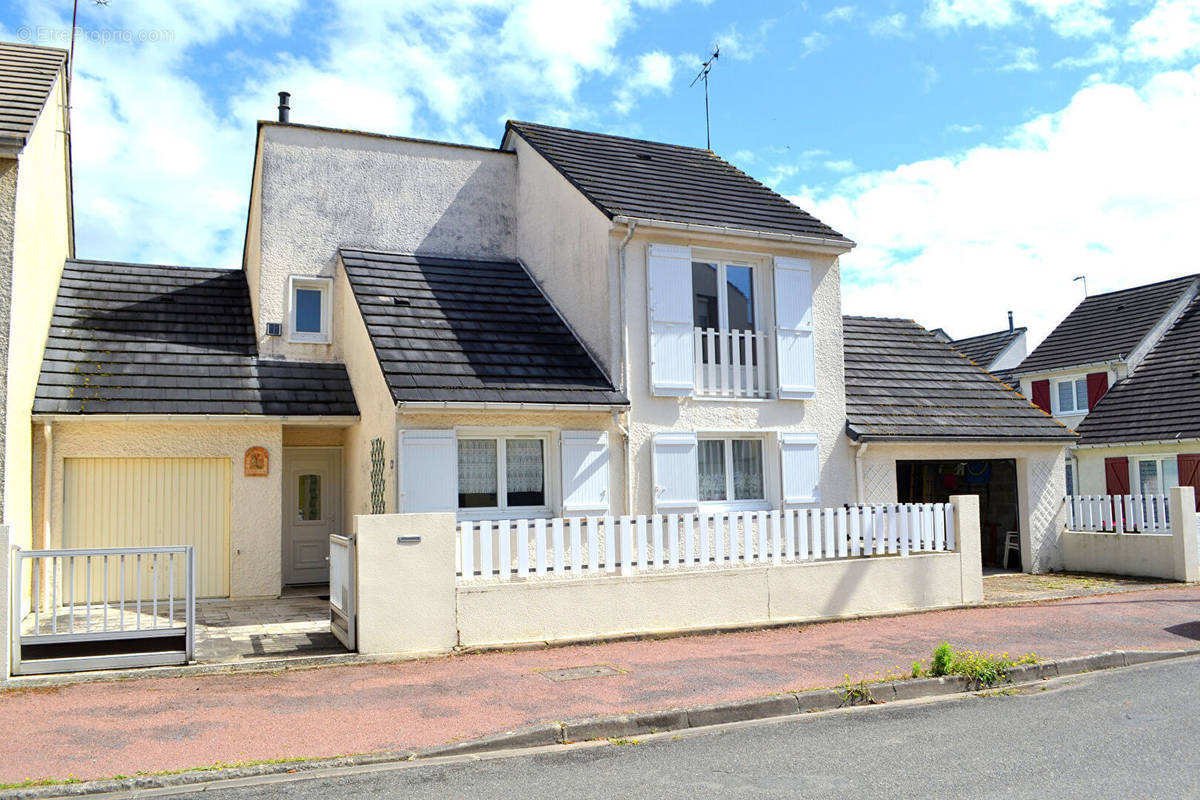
[
  {"x1": 395, "y1": 401, "x2": 627, "y2": 413},
  {"x1": 31, "y1": 414, "x2": 361, "y2": 425},
  {"x1": 1073, "y1": 436, "x2": 1200, "y2": 450},
  {"x1": 612, "y1": 409, "x2": 633, "y2": 516},
  {"x1": 610, "y1": 215, "x2": 855, "y2": 254},
  {"x1": 1012, "y1": 358, "x2": 1125, "y2": 381},
  {"x1": 849, "y1": 434, "x2": 1076, "y2": 444},
  {"x1": 616, "y1": 220, "x2": 638, "y2": 396}
]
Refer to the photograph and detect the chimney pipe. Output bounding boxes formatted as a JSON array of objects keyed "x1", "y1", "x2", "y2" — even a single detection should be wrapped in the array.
[
  {"x1": 277, "y1": 91, "x2": 290, "y2": 123},
  {"x1": 1008, "y1": 310, "x2": 1014, "y2": 332}
]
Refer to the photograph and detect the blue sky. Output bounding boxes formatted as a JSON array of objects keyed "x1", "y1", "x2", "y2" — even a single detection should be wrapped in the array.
[{"x1": 4, "y1": 0, "x2": 1199, "y2": 346}]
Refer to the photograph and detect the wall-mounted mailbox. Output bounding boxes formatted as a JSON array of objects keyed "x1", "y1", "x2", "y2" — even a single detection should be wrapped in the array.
[{"x1": 397, "y1": 536, "x2": 421, "y2": 545}]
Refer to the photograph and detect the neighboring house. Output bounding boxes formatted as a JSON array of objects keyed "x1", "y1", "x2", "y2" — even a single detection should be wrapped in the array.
[
  {"x1": 29, "y1": 110, "x2": 1074, "y2": 598},
  {"x1": 936, "y1": 314, "x2": 1027, "y2": 388},
  {"x1": 1014, "y1": 275, "x2": 1200, "y2": 498},
  {"x1": 0, "y1": 43, "x2": 73, "y2": 554},
  {"x1": 843, "y1": 317, "x2": 1074, "y2": 571}
]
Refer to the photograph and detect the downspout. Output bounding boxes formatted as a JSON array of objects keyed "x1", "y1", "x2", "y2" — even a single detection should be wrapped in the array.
[
  {"x1": 41, "y1": 422, "x2": 53, "y2": 549},
  {"x1": 615, "y1": 221, "x2": 637, "y2": 516},
  {"x1": 612, "y1": 409, "x2": 632, "y2": 516},
  {"x1": 854, "y1": 441, "x2": 870, "y2": 504}
]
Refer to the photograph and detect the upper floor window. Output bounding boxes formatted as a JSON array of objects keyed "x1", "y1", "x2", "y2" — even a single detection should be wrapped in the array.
[
  {"x1": 1054, "y1": 377, "x2": 1087, "y2": 415},
  {"x1": 289, "y1": 276, "x2": 332, "y2": 344},
  {"x1": 692, "y1": 260, "x2": 756, "y2": 332}
]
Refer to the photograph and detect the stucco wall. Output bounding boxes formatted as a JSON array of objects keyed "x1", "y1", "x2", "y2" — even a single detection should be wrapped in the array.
[
  {"x1": 252, "y1": 125, "x2": 517, "y2": 362},
  {"x1": 1061, "y1": 531, "x2": 1175, "y2": 579},
  {"x1": 338, "y1": 267, "x2": 398, "y2": 529},
  {"x1": 512, "y1": 136, "x2": 616, "y2": 375},
  {"x1": 621, "y1": 229, "x2": 854, "y2": 514},
  {"x1": 42, "y1": 422, "x2": 284, "y2": 598},
  {"x1": 396, "y1": 408, "x2": 625, "y2": 516},
  {"x1": 1075, "y1": 441, "x2": 1200, "y2": 496},
  {"x1": 858, "y1": 441, "x2": 1067, "y2": 572},
  {"x1": 0, "y1": 159, "x2": 15, "y2": 528},
  {"x1": 5, "y1": 71, "x2": 71, "y2": 547}
]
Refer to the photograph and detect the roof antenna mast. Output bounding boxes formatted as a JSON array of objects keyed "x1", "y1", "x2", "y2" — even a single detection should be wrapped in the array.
[
  {"x1": 1073, "y1": 274, "x2": 1088, "y2": 298},
  {"x1": 690, "y1": 45, "x2": 720, "y2": 150}
]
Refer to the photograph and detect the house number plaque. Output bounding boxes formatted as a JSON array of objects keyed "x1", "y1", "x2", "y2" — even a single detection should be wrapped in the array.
[{"x1": 244, "y1": 446, "x2": 269, "y2": 477}]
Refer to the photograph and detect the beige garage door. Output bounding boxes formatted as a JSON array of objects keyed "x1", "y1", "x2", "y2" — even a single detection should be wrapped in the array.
[{"x1": 63, "y1": 458, "x2": 232, "y2": 598}]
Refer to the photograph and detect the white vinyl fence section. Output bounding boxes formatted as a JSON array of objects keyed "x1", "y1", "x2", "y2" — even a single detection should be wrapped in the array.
[
  {"x1": 458, "y1": 503, "x2": 954, "y2": 582},
  {"x1": 693, "y1": 327, "x2": 770, "y2": 398},
  {"x1": 1066, "y1": 494, "x2": 1172, "y2": 533}
]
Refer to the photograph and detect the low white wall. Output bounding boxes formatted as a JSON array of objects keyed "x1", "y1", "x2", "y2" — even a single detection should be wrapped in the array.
[
  {"x1": 1061, "y1": 487, "x2": 1198, "y2": 582},
  {"x1": 354, "y1": 496, "x2": 983, "y2": 656},
  {"x1": 1, "y1": 524, "x2": 10, "y2": 681}
]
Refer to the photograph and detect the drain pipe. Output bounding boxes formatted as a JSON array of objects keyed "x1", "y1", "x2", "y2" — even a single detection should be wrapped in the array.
[
  {"x1": 616, "y1": 220, "x2": 637, "y2": 396},
  {"x1": 612, "y1": 408, "x2": 633, "y2": 516},
  {"x1": 854, "y1": 440, "x2": 870, "y2": 504}
]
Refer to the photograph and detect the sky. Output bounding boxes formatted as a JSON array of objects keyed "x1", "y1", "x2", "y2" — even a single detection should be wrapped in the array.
[{"x1": 3, "y1": 0, "x2": 1199, "y2": 348}]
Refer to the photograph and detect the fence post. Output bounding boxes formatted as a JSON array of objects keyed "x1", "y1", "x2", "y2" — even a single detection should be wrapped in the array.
[
  {"x1": 354, "y1": 513, "x2": 458, "y2": 656},
  {"x1": 1168, "y1": 487, "x2": 1198, "y2": 583},
  {"x1": 1, "y1": 526, "x2": 11, "y2": 682},
  {"x1": 950, "y1": 495, "x2": 983, "y2": 604}
]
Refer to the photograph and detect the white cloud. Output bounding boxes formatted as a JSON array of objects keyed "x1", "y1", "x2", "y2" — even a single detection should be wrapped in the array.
[
  {"x1": 716, "y1": 19, "x2": 775, "y2": 61},
  {"x1": 824, "y1": 5, "x2": 857, "y2": 23},
  {"x1": 824, "y1": 159, "x2": 857, "y2": 173},
  {"x1": 919, "y1": 63, "x2": 940, "y2": 92},
  {"x1": 924, "y1": 0, "x2": 1112, "y2": 38},
  {"x1": 1001, "y1": 45, "x2": 1039, "y2": 71},
  {"x1": 1125, "y1": 0, "x2": 1200, "y2": 62},
  {"x1": 946, "y1": 122, "x2": 982, "y2": 133},
  {"x1": 1053, "y1": 43, "x2": 1119, "y2": 69},
  {"x1": 793, "y1": 65, "x2": 1200, "y2": 347},
  {"x1": 868, "y1": 13, "x2": 910, "y2": 37},
  {"x1": 802, "y1": 31, "x2": 831, "y2": 56},
  {"x1": 613, "y1": 50, "x2": 676, "y2": 114}
]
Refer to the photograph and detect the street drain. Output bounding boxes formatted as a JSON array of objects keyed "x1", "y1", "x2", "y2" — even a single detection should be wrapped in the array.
[{"x1": 537, "y1": 664, "x2": 626, "y2": 682}]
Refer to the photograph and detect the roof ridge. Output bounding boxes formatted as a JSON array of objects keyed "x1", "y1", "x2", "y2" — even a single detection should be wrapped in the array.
[
  {"x1": 67, "y1": 258, "x2": 237, "y2": 274},
  {"x1": 505, "y1": 119, "x2": 712, "y2": 154},
  {"x1": 1079, "y1": 273, "x2": 1199, "y2": 302}
]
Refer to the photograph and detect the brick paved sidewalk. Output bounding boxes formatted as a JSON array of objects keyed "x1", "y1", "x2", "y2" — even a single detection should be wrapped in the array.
[{"x1": 2, "y1": 585, "x2": 1197, "y2": 785}]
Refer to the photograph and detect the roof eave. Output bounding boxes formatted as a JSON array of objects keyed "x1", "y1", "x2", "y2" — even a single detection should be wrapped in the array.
[
  {"x1": 848, "y1": 432, "x2": 1077, "y2": 444},
  {"x1": 611, "y1": 215, "x2": 855, "y2": 253},
  {"x1": 395, "y1": 400, "x2": 629, "y2": 413},
  {"x1": 33, "y1": 413, "x2": 361, "y2": 425}
]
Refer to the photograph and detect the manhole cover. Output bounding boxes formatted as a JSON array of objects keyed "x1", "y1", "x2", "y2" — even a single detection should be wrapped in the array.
[{"x1": 537, "y1": 664, "x2": 625, "y2": 682}]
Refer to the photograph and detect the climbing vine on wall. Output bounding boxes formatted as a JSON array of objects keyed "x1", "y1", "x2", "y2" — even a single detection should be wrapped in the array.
[{"x1": 369, "y1": 437, "x2": 386, "y2": 514}]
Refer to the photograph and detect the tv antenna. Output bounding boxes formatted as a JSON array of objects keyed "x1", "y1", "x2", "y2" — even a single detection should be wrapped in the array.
[
  {"x1": 690, "y1": 45, "x2": 720, "y2": 150},
  {"x1": 1073, "y1": 274, "x2": 1088, "y2": 297}
]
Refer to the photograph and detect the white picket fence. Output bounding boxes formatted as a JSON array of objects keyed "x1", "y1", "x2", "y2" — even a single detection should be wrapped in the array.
[
  {"x1": 458, "y1": 503, "x2": 955, "y2": 582},
  {"x1": 1066, "y1": 494, "x2": 1171, "y2": 533},
  {"x1": 693, "y1": 327, "x2": 770, "y2": 398}
]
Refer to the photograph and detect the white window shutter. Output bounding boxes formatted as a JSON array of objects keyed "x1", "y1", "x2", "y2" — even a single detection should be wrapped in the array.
[
  {"x1": 773, "y1": 256, "x2": 816, "y2": 399},
  {"x1": 400, "y1": 430, "x2": 457, "y2": 512},
  {"x1": 780, "y1": 433, "x2": 821, "y2": 505},
  {"x1": 652, "y1": 432, "x2": 698, "y2": 512},
  {"x1": 647, "y1": 243, "x2": 695, "y2": 396},
  {"x1": 561, "y1": 431, "x2": 610, "y2": 516}
]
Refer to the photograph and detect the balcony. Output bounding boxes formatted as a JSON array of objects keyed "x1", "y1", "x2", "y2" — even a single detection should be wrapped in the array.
[{"x1": 693, "y1": 327, "x2": 771, "y2": 399}]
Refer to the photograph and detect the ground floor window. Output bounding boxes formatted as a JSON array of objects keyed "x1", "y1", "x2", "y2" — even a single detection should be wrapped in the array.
[
  {"x1": 1135, "y1": 457, "x2": 1178, "y2": 495},
  {"x1": 457, "y1": 436, "x2": 547, "y2": 511},
  {"x1": 1065, "y1": 461, "x2": 1074, "y2": 496},
  {"x1": 698, "y1": 437, "x2": 765, "y2": 504}
]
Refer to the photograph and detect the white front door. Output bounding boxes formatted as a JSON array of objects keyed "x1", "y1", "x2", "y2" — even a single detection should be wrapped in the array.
[{"x1": 283, "y1": 448, "x2": 341, "y2": 585}]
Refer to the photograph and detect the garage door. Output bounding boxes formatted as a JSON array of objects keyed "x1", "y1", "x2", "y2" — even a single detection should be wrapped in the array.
[{"x1": 63, "y1": 458, "x2": 232, "y2": 598}]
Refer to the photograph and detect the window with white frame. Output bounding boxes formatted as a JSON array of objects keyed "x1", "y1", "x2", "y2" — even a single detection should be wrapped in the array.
[
  {"x1": 692, "y1": 259, "x2": 756, "y2": 333},
  {"x1": 288, "y1": 276, "x2": 332, "y2": 343},
  {"x1": 457, "y1": 436, "x2": 548, "y2": 512},
  {"x1": 1054, "y1": 377, "x2": 1088, "y2": 415},
  {"x1": 1135, "y1": 456, "x2": 1179, "y2": 496},
  {"x1": 697, "y1": 437, "x2": 765, "y2": 505}
]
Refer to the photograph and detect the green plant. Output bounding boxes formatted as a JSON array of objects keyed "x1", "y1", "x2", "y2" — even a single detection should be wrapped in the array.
[
  {"x1": 911, "y1": 660, "x2": 924, "y2": 678},
  {"x1": 931, "y1": 642, "x2": 954, "y2": 677},
  {"x1": 839, "y1": 674, "x2": 876, "y2": 706}
]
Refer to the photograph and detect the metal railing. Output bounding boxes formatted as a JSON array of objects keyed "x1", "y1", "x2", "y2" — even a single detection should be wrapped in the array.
[{"x1": 11, "y1": 545, "x2": 195, "y2": 675}]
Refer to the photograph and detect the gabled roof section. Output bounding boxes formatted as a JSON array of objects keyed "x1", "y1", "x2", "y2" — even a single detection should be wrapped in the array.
[
  {"x1": 0, "y1": 41, "x2": 66, "y2": 147},
  {"x1": 341, "y1": 250, "x2": 627, "y2": 406},
  {"x1": 949, "y1": 327, "x2": 1025, "y2": 368},
  {"x1": 1017, "y1": 275, "x2": 1199, "y2": 374},
  {"x1": 1076, "y1": 295, "x2": 1200, "y2": 445},
  {"x1": 503, "y1": 121, "x2": 852, "y2": 246},
  {"x1": 35, "y1": 261, "x2": 358, "y2": 416},
  {"x1": 844, "y1": 316, "x2": 1075, "y2": 441}
]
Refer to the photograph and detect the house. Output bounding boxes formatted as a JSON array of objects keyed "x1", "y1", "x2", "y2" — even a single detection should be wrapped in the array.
[
  {"x1": 843, "y1": 317, "x2": 1074, "y2": 571},
  {"x1": 931, "y1": 314, "x2": 1027, "y2": 388},
  {"x1": 1014, "y1": 275, "x2": 1200, "y2": 498},
  {"x1": 0, "y1": 43, "x2": 73, "y2": 557},
  {"x1": 28, "y1": 104, "x2": 1074, "y2": 601}
]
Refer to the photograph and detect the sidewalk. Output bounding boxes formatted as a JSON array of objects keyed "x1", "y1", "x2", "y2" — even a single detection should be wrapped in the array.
[{"x1": 2, "y1": 585, "x2": 1198, "y2": 785}]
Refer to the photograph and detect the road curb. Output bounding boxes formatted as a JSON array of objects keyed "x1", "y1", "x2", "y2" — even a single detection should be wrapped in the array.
[{"x1": 4, "y1": 647, "x2": 1198, "y2": 799}]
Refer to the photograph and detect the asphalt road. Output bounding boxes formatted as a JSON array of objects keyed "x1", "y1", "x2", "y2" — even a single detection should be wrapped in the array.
[{"x1": 131, "y1": 656, "x2": 1200, "y2": 800}]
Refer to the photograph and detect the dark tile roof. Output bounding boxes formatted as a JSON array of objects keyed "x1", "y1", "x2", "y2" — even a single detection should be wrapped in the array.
[
  {"x1": 1076, "y1": 296, "x2": 1200, "y2": 444},
  {"x1": 844, "y1": 316, "x2": 1075, "y2": 441},
  {"x1": 504, "y1": 121, "x2": 852, "y2": 245},
  {"x1": 949, "y1": 327, "x2": 1025, "y2": 369},
  {"x1": 1017, "y1": 275, "x2": 1198, "y2": 374},
  {"x1": 0, "y1": 42, "x2": 65, "y2": 146},
  {"x1": 342, "y1": 250, "x2": 627, "y2": 406},
  {"x1": 34, "y1": 261, "x2": 358, "y2": 416}
]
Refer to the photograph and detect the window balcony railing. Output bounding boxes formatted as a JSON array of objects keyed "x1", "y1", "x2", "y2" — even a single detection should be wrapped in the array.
[{"x1": 693, "y1": 327, "x2": 770, "y2": 398}]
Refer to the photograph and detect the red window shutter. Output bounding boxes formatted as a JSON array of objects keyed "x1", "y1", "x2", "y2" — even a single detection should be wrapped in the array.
[
  {"x1": 1031, "y1": 379, "x2": 1051, "y2": 412},
  {"x1": 1086, "y1": 372, "x2": 1109, "y2": 410},
  {"x1": 1104, "y1": 457, "x2": 1130, "y2": 495},
  {"x1": 1178, "y1": 454, "x2": 1200, "y2": 503}
]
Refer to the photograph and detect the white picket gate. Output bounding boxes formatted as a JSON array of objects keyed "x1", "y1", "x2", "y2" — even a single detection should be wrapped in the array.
[
  {"x1": 1066, "y1": 494, "x2": 1171, "y2": 533},
  {"x1": 457, "y1": 503, "x2": 955, "y2": 582}
]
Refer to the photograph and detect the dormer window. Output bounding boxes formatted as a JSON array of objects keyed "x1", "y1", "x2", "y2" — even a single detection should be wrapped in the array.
[{"x1": 289, "y1": 276, "x2": 332, "y2": 344}]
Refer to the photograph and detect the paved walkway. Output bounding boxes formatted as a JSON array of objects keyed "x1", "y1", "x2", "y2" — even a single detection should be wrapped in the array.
[
  {"x1": 195, "y1": 597, "x2": 343, "y2": 662},
  {"x1": 2, "y1": 585, "x2": 1198, "y2": 785}
]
